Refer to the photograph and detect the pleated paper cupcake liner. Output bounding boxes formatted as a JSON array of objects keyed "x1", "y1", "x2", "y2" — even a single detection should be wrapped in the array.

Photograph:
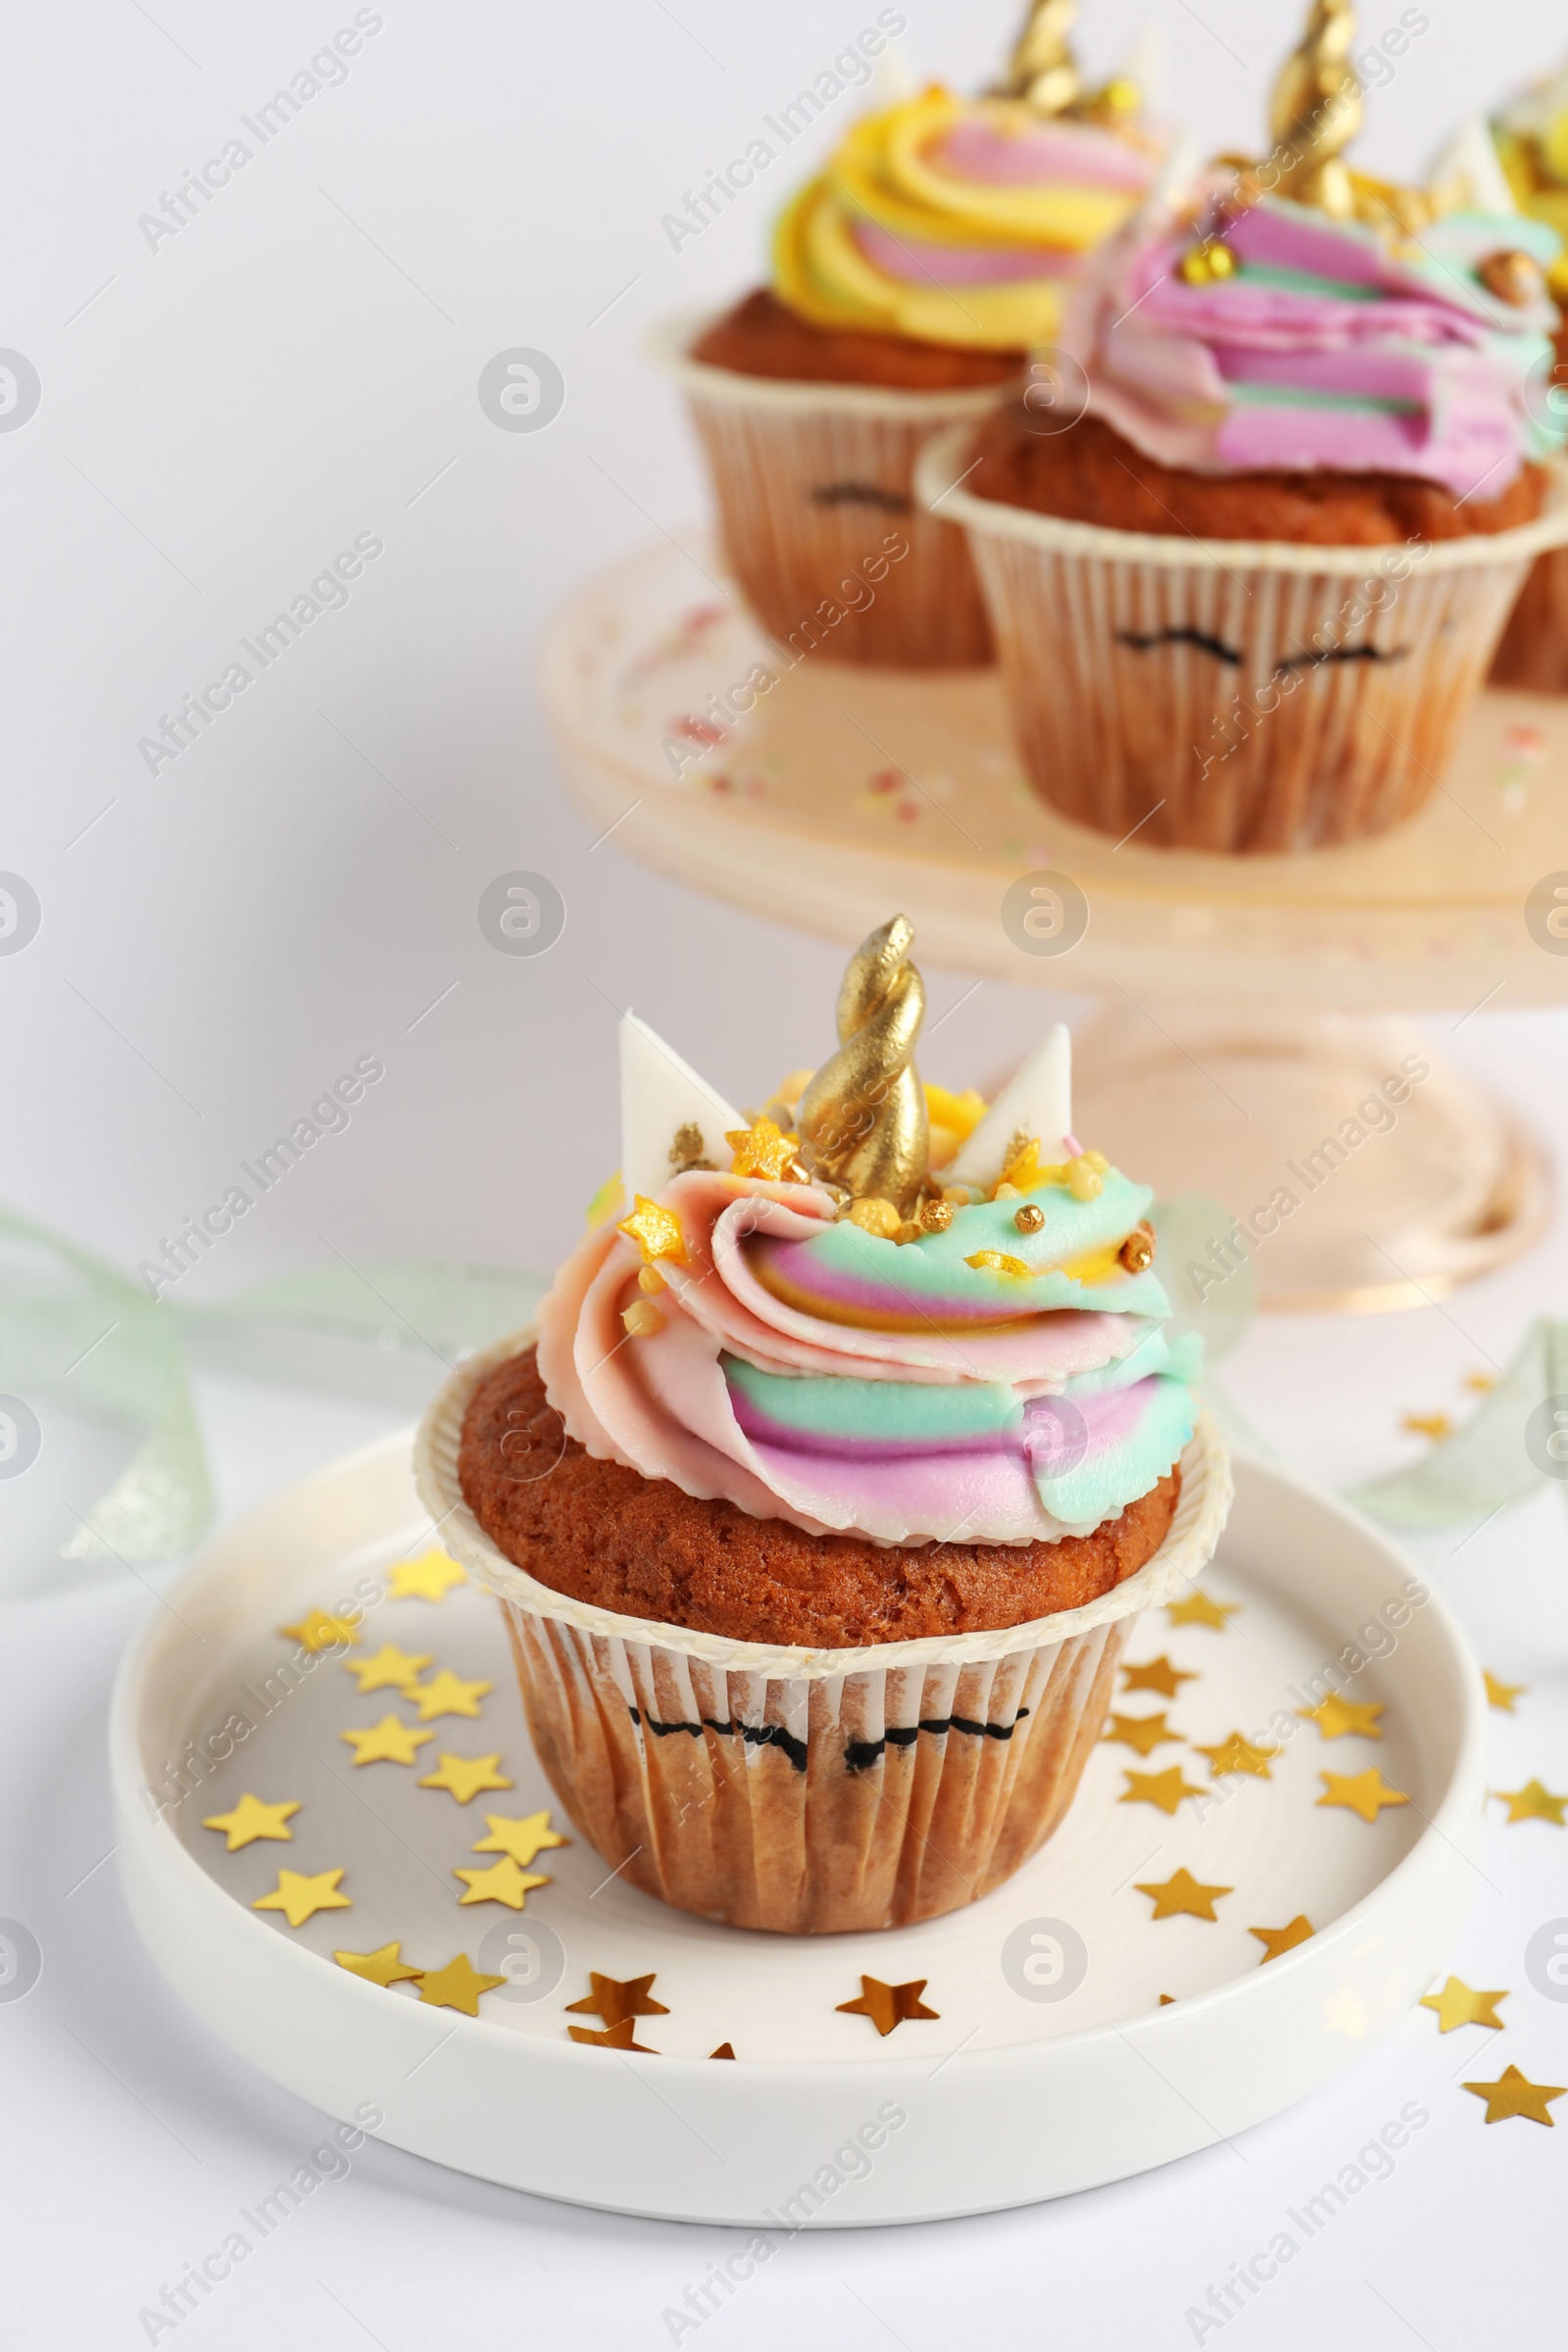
[
  {"x1": 414, "y1": 1333, "x2": 1231, "y2": 1934},
  {"x1": 651, "y1": 313, "x2": 1007, "y2": 671},
  {"x1": 1491, "y1": 545, "x2": 1568, "y2": 694},
  {"x1": 916, "y1": 424, "x2": 1568, "y2": 853}
]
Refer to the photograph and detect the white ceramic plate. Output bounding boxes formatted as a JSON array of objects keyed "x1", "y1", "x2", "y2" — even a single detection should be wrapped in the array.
[{"x1": 112, "y1": 1433, "x2": 1484, "y2": 2226}]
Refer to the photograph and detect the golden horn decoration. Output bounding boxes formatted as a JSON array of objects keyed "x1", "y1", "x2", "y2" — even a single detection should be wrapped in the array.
[
  {"x1": 797, "y1": 916, "x2": 929, "y2": 1213},
  {"x1": 994, "y1": 0, "x2": 1080, "y2": 117},
  {"x1": 1267, "y1": 0, "x2": 1362, "y2": 218}
]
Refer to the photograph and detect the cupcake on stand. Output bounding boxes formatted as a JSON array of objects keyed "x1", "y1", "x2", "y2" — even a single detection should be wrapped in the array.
[{"x1": 655, "y1": 1, "x2": 1164, "y2": 668}]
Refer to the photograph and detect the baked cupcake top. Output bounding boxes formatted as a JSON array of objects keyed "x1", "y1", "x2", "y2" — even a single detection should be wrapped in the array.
[
  {"x1": 770, "y1": 2, "x2": 1160, "y2": 354},
  {"x1": 1494, "y1": 51, "x2": 1568, "y2": 301},
  {"x1": 536, "y1": 918, "x2": 1197, "y2": 1550},
  {"x1": 1064, "y1": 8, "x2": 1566, "y2": 501}
]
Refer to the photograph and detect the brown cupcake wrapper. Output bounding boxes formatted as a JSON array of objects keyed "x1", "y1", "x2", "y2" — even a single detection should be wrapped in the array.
[
  {"x1": 916, "y1": 426, "x2": 1568, "y2": 853},
  {"x1": 1491, "y1": 544, "x2": 1568, "y2": 694},
  {"x1": 650, "y1": 312, "x2": 1006, "y2": 670},
  {"x1": 415, "y1": 1334, "x2": 1231, "y2": 1933}
]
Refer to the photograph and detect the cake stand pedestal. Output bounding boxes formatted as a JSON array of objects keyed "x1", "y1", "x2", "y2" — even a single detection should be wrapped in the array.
[{"x1": 540, "y1": 539, "x2": 1568, "y2": 1310}]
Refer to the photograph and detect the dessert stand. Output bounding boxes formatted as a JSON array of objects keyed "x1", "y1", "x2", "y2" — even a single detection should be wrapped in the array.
[
  {"x1": 539, "y1": 538, "x2": 1568, "y2": 1308},
  {"x1": 113, "y1": 1429, "x2": 1482, "y2": 2225}
]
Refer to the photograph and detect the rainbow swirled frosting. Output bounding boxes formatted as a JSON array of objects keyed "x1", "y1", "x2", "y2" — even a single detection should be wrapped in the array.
[
  {"x1": 773, "y1": 86, "x2": 1159, "y2": 351},
  {"x1": 538, "y1": 1010, "x2": 1196, "y2": 1550},
  {"x1": 1068, "y1": 175, "x2": 1566, "y2": 499}
]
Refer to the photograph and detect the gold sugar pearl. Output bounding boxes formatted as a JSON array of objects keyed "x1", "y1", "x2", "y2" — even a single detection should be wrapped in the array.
[
  {"x1": 1119, "y1": 1221, "x2": 1156, "y2": 1273},
  {"x1": 637, "y1": 1266, "x2": 667, "y2": 1296},
  {"x1": 847, "y1": 1196, "x2": 903, "y2": 1239},
  {"x1": 1013, "y1": 1202, "x2": 1046, "y2": 1235},
  {"x1": 622, "y1": 1298, "x2": 664, "y2": 1339},
  {"x1": 1477, "y1": 248, "x2": 1544, "y2": 307},
  {"x1": 919, "y1": 1198, "x2": 954, "y2": 1234}
]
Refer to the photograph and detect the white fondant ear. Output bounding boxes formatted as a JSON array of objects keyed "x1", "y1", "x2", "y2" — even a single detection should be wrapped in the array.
[
  {"x1": 619, "y1": 1013, "x2": 744, "y2": 1200},
  {"x1": 1428, "y1": 116, "x2": 1519, "y2": 218},
  {"x1": 946, "y1": 1025, "x2": 1073, "y2": 1193},
  {"x1": 1117, "y1": 20, "x2": 1166, "y2": 112}
]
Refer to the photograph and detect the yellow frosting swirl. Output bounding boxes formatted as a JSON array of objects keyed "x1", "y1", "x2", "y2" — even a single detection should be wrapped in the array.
[{"x1": 773, "y1": 87, "x2": 1155, "y2": 350}]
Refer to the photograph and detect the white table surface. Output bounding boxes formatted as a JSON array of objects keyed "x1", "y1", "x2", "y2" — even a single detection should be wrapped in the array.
[{"x1": 5, "y1": 3, "x2": 1568, "y2": 2344}]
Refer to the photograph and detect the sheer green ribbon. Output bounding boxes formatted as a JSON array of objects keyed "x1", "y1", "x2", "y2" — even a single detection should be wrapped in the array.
[{"x1": 0, "y1": 1194, "x2": 1554, "y2": 1565}]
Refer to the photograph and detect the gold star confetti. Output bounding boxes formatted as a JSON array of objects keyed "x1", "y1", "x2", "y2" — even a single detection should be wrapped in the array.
[
  {"x1": 1401, "y1": 1411, "x2": 1451, "y2": 1442},
  {"x1": 1421, "y1": 1977, "x2": 1507, "y2": 2033},
  {"x1": 1484, "y1": 1672, "x2": 1527, "y2": 1713},
  {"x1": 1491, "y1": 1779, "x2": 1567, "y2": 1826},
  {"x1": 200, "y1": 1793, "x2": 299, "y2": 1851},
  {"x1": 1297, "y1": 1694, "x2": 1385, "y2": 1740},
  {"x1": 1317, "y1": 1768, "x2": 1410, "y2": 1824},
  {"x1": 1121, "y1": 1655, "x2": 1196, "y2": 1699},
  {"x1": 1119, "y1": 1765, "x2": 1203, "y2": 1815},
  {"x1": 1462, "y1": 2065, "x2": 1565, "y2": 2126},
  {"x1": 565, "y1": 1973, "x2": 669, "y2": 2027},
  {"x1": 1103, "y1": 1712, "x2": 1182, "y2": 1757},
  {"x1": 418, "y1": 1753, "x2": 514, "y2": 1804},
  {"x1": 386, "y1": 1548, "x2": 467, "y2": 1602},
  {"x1": 1158, "y1": 1994, "x2": 1176, "y2": 2006},
  {"x1": 616, "y1": 1194, "x2": 688, "y2": 1266},
  {"x1": 453, "y1": 1857, "x2": 551, "y2": 1910},
  {"x1": 710, "y1": 2042, "x2": 736, "y2": 2059},
  {"x1": 836, "y1": 1976, "x2": 940, "y2": 2036},
  {"x1": 725, "y1": 1119, "x2": 802, "y2": 1183},
  {"x1": 340, "y1": 1715, "x2": 435, "y2": 1768},
  {"x1": 1250, "y1": 1916, "x2": 1314, "y2": 1963},
  {"x1": 1464, "y1": 1369, "x2": 1496, "y2": 1392},
  {"x1": 342, "y1": 1644, "x2": 432, "y2": 1694},
  {"x1": 333, "y1": 1940, "x2": 422, "y2": 1987},
  {"x1": 416, "y1": 1953, "x2": 506, "y2": 2016},
  {"x1": 252, "y1": 1868, "x2": 351, "y2": 1929},
  {"x1": 1195, "y1": 1732, "x2": 1277, "y2": 1780},
  {"x1": 1166, "y1": 1591, "x2": 1238, "y2": 1631},
  {"x1": 1135, "y1": 1869, "x2": 1232, "y2": 1923},
  {"x1": 469, "y1": 1811, "x2": 569, "y2": 1869},
  {"x1": 280, "y1": 1609, "x2": 361, "y2": 1653},
  {"x1": 408, "y1": 1669, "x2": 492, "y2": 1723},
  {"x1": 568, "y1": 2017, "x2": 659, "y2": 2051}
]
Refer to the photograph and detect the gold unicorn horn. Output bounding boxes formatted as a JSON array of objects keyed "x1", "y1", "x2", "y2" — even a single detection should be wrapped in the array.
[
  {"x1": 995, "y1": 0, "x2": 1080, "y2": 117},
  {"x1": 797, "y1": 916, "x2": 929, "y2": 1213},
  {"x1": 1268, "y1": 0, "x2": 1362, "y2": 217}
]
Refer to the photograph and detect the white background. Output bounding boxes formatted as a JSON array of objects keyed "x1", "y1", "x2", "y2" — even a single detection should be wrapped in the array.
[{"x1": 3, "y1": 2, "x2": 1568, "y2": 2346}]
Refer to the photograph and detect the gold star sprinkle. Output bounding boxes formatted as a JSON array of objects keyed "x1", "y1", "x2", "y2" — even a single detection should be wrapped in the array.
[
  {"x1": 616, "y1": 1194, "x2": 689, "y2": 1266},
  {"x1": 416, "y1": 1954, "x2": 506, "y2": 2016},
  {"x1": 1298, "y1": 1694, "x2": 1385, "y2": 1740},
  {"x1": 333, "y1": 1940, "x2": 423, "y2": 1987},
  {"x1": 1135, "y1": 1869, "x2": 1232, "y2": 1923},
  {"x1": 1491, "y1": 1779, "x2": 1567, "y2": 1826},
  {"x1": 1103, "y1": 1712, "x2": 1182, "y2": 1757},
  {"x1": 200, "y1": 1793, "x2": 300, "y2": 1851},
  {"x1": 1420, "y1": 1977, "x2": 1507, "y2": 2034},
  {"x1": 1250, "y1": 1916, "x2": 1315, "y2": 1963},
  {"x1": 710, "y1": 2041, "x2": 737, "y2": 2059},
  {"x1": 1462, "y1": 2065, "x2": 1565, "y2": 2127},
  {"x1": 725, "y1": 1119, "x2": 803, "y2": 1183},
  {"x1": 1195, "y1": 1733, "x2": 1277, "y2": 1780},
  {"x1": 1318, "y1": 1768, "x2": 1410, "y2": 1824},
  {"x1": 408, "y1": 1669, "x2": 492, "y2": 1723},
  {"x1": 1401, "y1": 1411, "x2": 1451, "y2": 1442},
  {"x1": 470, "y1": 1811, "x2": 569, "y2": 1869},
  {"x1": 340, "y1": 1715, "x2": 435, "y2": 1768},
  {"x1": 1484, "y1": 1672, "x2": 1527, "y2": 1713},
  {"x1": 1122, "y1": 1655, "x2": 1196, "y2": 1699},
  {"x1": 836, "y1": 1976, "x2": 940, "y2": 2036},
  {"x1": 565, "y1": 1973, "x2": 669, "y2": 2027},
  {"x1": 453, "y1": 1857, "x2": 551, "y2": 1909},
  {"x1": 568, "y1": 2017, "x2": 659, "y2": 2051},
  {"x1": 1166, "y1": 1591, "x2": 1238, "y2": 1631},
  {"x1": 280, "y1": 1609, "x2": 361, "y2": 1653},
  {"x1": 418, "y1": 1753, "x2": 514, "y2": 1804},
  {"x1": 341, "y1": 1644, "x2": 432, "y2": 1694},
  {"x1": 252, "y1": 1868, "x2": 351, "y2": 1929},
  {"x1": 1119, "y1": 1766, "x2": 1203, "y2": 1815},
  {"x1": 386, "y1": 1548, "x2": 467, "y2": 1602}
]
